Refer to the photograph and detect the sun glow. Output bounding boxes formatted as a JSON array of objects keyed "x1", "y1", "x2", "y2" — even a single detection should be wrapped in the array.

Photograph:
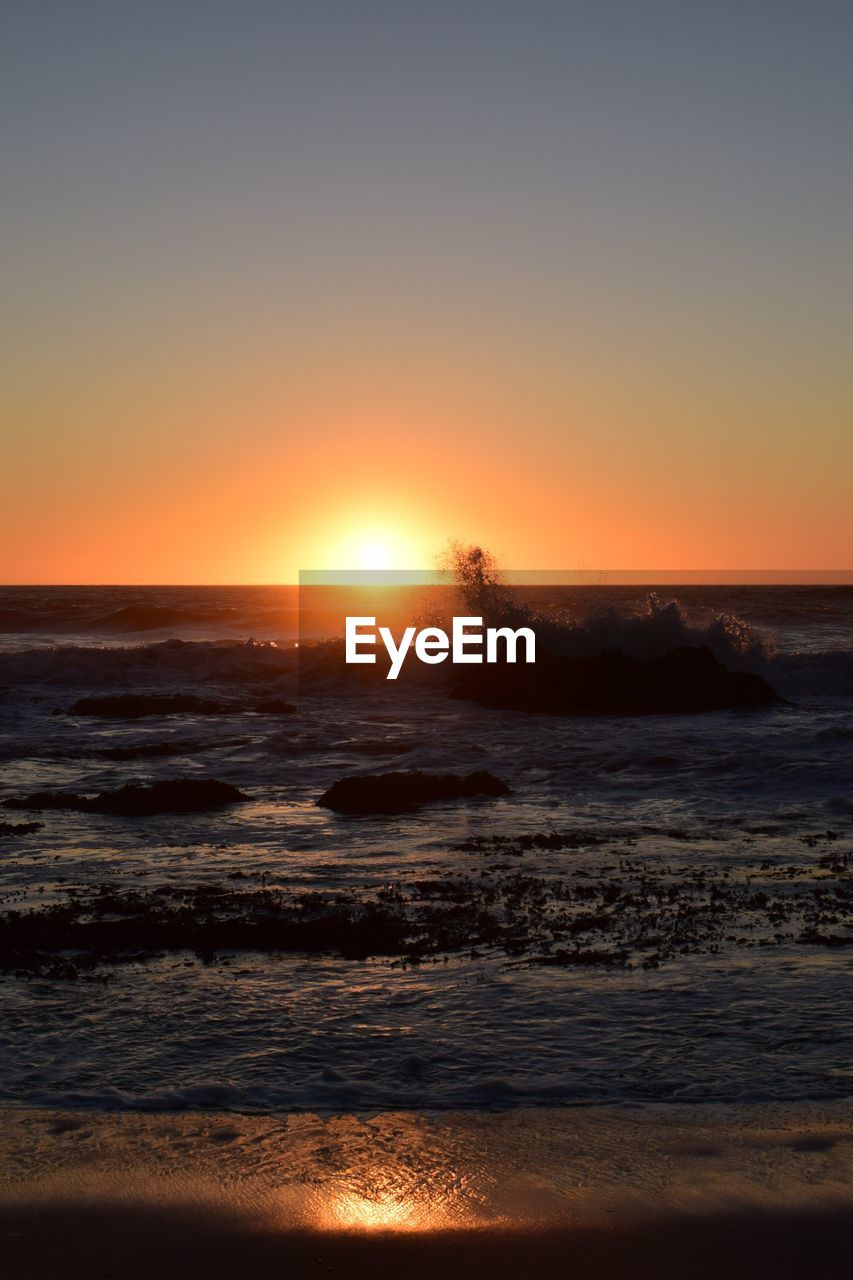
[
  {"x1": 312, "y1": 515, "x2": 433, "y2": 575},
  {"x1": 359, "y1": 541, "x2": 392, "y2": 571}
]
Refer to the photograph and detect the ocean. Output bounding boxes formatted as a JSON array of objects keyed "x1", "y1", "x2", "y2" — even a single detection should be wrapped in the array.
[{"x1": 0, "y1": 584, "x2": 851, "y2": 1112}]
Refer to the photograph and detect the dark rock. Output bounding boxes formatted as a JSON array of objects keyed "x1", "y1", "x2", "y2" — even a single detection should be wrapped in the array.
[
  {"x1": 0, "y1": 821, "x2": 43, "y2": 836},
  {"x1": 2, "y1": 833, "x2": 847, "y2": 975},
  {"x1": 318, "y1": 769, "x2": 510, "y2": 814},
  {"x1": 453, "y1": 645, "x2": 777, "y2": 715},
  {"x1": 252, "y1": 698, "x2": 297, "y2": 715},
  {"x1": 2, "y1": 778, "x2": 248, "y2": 817}
]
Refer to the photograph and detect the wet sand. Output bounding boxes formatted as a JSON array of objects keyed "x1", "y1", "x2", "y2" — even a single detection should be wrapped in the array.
[{"x1": 2, "y1": 1102, "x2": 852, "y2": 1278}]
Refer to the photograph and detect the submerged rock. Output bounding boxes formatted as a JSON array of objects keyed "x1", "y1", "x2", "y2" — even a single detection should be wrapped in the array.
[
  {"x1": 318, "y1": 769, "x2": 510, "y2": 814},
  {"x1": 3, "y1": 778, "x2": 248, "y2": 817},
  {"x1": 0, "y1": 821, "x2": 43, "y2": 837},
  {"x1": 453, "y1": 645, "x2": 777, "y2": 715}
]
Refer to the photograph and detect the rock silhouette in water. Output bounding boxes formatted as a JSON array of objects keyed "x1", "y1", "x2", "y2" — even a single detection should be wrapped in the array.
[
  {"x1": 3, "y1": 778, "x2": 248, "y2": 816},
  {"x1": 453, "y1": 645, "x2": 777, "y2": 715},
  {"x1": 252, "y1": 698, "x2": 297, "y2": 715},
  {"x1": 318, "y1": 770, "x2": 510, "y2": 814}
]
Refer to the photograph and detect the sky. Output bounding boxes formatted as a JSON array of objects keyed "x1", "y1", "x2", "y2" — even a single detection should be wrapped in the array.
[{"x1": 2, "y1": 1, "x2": 851, "y2": 582}]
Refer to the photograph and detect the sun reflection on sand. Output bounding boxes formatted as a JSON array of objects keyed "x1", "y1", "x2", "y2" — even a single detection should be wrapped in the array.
[
  {"x1": 258, "y1": 1113, "x2": 577, "y2": 1234},
  {"x1": 302, "y1": 1160, "x2": 489, "y2": 1233},
  {"x1": 323, "y1": 1189, "x2": 430, "y2": 1231}
]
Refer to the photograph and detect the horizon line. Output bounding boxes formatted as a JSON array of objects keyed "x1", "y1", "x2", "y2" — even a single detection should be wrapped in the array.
[{"x1": 3, "y1": 570, "x2": 853, "y2": 588}]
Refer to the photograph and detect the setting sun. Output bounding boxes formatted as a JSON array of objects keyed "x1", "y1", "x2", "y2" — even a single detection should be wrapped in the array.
[
  {"x1": 306, "y1": 510, "x2": 438, "y2": 577},
  {"x1": 359, "y1": 541, "x2": 392, "y2": 571}
]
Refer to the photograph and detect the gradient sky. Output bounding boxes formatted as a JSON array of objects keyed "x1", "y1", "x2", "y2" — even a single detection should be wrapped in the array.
[{"x1": 2, "y1": 1, "x2": 851, "y2": 582}]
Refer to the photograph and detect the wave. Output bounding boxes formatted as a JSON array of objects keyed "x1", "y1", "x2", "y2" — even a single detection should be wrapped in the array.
[
  {"x1": 1, "y1": 636, "x2": 852, "y2": 701},
  {"x1": 539, "y1": 595, "x2": 773, "y2": 668},
  {"x1": 0, "y1": 638, "x2": 295, "y2": 689},
  {"x1": 0, "y1": 587, "x2": 300, "y2": 639},
  {"x1": 442, "y1": 548, "x2": 775, "y2": 669},
  {"x1": 450, "y1": 573, "x2": 853, "y2": 699},
  {"x1": 2, "y1": 571, "x2": 852, "y2": 703},
  {"x1": 87, "y1": 604, "x2": 244, "y2": 632}
]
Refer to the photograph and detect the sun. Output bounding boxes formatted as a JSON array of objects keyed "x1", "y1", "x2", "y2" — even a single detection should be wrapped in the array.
[
  {"x1": 310, "y1": 513, "x2": 432, "y2": 577},
  {"x1": 359, "y1": 541, "x2": 393, "y2": 571}
]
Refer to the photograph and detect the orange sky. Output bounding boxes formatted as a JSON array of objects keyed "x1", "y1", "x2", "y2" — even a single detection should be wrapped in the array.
[
  {"x1": 2, "y1": 5, "x2": 852, "y2": 583},
  {"x1": 4, "y1": 340, "x2": 851, "y2": 582}
]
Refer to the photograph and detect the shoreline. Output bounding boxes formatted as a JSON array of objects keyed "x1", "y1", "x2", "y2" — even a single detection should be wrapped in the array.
[{"x1": 2, "y1": 1101, "x2": 852, "y2": 1277}]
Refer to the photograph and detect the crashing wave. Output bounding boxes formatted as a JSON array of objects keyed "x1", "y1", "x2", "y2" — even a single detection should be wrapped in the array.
[{"x1": 445, "y1": 544, "x2": 773, "y2": 669}]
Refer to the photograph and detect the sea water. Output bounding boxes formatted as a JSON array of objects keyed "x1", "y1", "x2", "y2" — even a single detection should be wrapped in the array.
[{"x1": 0, "y1": 584, "x2": 851, "y2": 1111}]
